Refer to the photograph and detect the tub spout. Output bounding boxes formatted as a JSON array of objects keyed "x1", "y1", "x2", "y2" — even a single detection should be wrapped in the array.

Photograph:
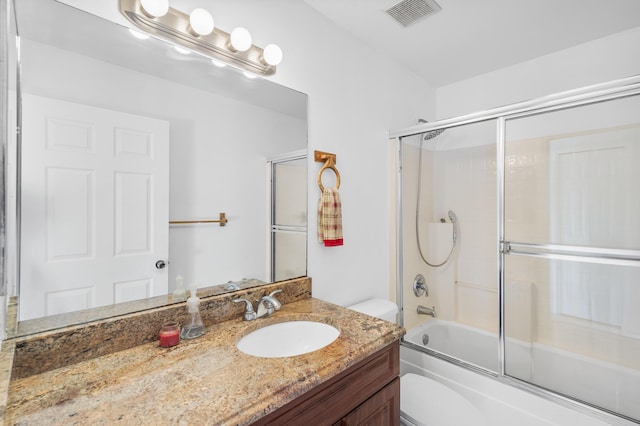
[{"x1": 417, "y1": 305, "x2": 437, "y2": 317}]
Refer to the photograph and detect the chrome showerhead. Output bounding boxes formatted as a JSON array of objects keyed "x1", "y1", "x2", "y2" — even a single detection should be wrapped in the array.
[
  {"x1": 424, "y1": 128, "x2": 445, "y2": 140},
  {"x1": 417, "y1": 119, "x2": 445, "y2": 141},
  {"x1": 448, "y1": 210, "x2": 457, "y2": 243}
]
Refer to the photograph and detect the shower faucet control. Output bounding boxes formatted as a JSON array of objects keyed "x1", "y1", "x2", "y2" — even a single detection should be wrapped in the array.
[
  {"x1": 413, "y1": 274, "x2": 428, "y2": 297},
  {"x1": 417, "y1": 305, "x2": 437, "y2": 318}
]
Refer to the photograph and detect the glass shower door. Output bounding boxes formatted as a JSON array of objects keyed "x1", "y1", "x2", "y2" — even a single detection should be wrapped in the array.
[
  {"x1": 502, "y1": 94, "x2": 640, "y2": 422},
  {"x1": 270, "y1": 155, "x2": 307, "y2": 282},
  {"x1": 400, "y1": 119, "x2": 500, "y2": 373}
]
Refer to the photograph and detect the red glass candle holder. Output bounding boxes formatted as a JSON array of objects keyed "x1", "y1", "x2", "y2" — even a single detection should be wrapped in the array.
[{"x1": 159, "y1": 321, "x2": 180, "y2": 348}]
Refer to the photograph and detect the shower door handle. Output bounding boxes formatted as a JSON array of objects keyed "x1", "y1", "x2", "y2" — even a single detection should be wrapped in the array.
[
  {"x1": 502, "y1": 241, "x2": 640, "y2": 266},
  {"x1": 500, "y1": 241, "x2": 511, "y2": 254}
]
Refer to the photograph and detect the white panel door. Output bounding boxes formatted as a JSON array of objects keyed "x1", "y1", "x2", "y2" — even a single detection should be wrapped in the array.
[{"x1": 20, "y1": 95, "x2": 170, "y2": 320}]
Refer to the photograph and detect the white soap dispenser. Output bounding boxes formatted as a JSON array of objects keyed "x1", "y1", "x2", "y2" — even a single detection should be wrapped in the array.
[
  {"x1": 173, "y1": 275, "x2": 187, "y2": 301},
  {"x1": 180, "y1": 285, "x2": 205, "y2": 339}
]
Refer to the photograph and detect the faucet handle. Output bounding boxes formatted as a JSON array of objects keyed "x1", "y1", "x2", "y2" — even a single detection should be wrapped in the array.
[
  {"x1": 268, "y1": 289, "x2": 282, "y2": 310},
  {"x1": 233, "y1": 297, "x2": 257, "y2": 321}
]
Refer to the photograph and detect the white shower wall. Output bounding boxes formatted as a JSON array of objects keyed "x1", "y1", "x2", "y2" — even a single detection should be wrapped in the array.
[{"x1": 432, "y1": 143, "x2": 497, "y2": 332}]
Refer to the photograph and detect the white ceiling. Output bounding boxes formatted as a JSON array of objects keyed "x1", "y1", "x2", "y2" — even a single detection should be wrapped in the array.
[{"x1": 304, "y1": 0, "x2": 640, "y2": 87}]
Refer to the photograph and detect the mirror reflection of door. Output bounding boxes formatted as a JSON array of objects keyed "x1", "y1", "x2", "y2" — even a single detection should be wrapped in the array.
[
  {"x1": 20, "y1": 95, "x2": 169, "y2": 320},
  {"x1": 270, "y1": 154, "x2": 307, "y2": 282}
]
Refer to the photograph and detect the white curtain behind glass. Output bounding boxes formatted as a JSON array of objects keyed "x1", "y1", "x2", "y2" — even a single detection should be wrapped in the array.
[{"x1": 550, "y1": 126, "x2": 640, "y2": 336}]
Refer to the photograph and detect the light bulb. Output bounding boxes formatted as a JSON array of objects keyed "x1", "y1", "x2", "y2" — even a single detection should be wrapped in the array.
[
  {"x1": 262, "y1": 44, "x2": 283, "y2": 66},
  {"x1": 128, "y1": 29, "x2": 149, "y2": 40},
  {"x1": 189, "y1": 8, "x2": 214, "y2": 36},
  {"x1": 140, "y1": 0, "x2": 169, "y2": 18},
  {"x1": 229, "y1": 27, "x2": 252, "y2": 52}
]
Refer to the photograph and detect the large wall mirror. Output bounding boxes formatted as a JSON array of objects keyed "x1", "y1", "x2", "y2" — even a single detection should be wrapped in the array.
[{"x1": 5, "y1": 0, "x2": 308, "y2": 337}]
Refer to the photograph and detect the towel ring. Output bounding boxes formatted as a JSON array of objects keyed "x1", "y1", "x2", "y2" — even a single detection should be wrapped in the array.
[{"x1": 317, "y1": 163, "x2": 341, "y2": 192}]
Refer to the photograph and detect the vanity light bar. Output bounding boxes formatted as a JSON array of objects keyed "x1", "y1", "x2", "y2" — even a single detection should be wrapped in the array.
[{"x1": 119, "y1": 0, "x2": 280, "y2": 76}]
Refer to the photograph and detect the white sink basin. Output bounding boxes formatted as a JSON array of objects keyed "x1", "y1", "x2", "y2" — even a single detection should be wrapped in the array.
[{"x1": 237, "y1": 320, "x2": 340, "y2": 358}]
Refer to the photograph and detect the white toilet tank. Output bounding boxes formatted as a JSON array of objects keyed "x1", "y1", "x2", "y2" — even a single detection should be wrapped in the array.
[{"x1": 347, "y1": 298, "x2": 398, "y2": 323}]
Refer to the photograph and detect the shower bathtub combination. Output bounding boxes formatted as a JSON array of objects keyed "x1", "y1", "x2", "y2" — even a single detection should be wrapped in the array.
[{"x1": 391, "y1": 75, "x2": 640, "y2": 425}]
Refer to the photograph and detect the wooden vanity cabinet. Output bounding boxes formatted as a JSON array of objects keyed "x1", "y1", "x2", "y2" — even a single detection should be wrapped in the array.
[
  {"x1": 254, "y1": 340, "x2": 400, "y2": 426},
  {"x1": 336, "y1": 377, "x2": 399, "y2": 425}
]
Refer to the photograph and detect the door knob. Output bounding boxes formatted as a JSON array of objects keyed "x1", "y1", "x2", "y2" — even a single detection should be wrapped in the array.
[{"x1": 155, "y1": 260, "x2": 167, "y2": 269}]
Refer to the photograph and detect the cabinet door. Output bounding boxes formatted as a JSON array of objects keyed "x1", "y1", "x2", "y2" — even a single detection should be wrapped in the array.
[
  {"x1": 254, "y1": 341, "x2": 399, "y2": 425},
  {"x1": 336, "y1": 378, "x2": 400, "y2": 426}
]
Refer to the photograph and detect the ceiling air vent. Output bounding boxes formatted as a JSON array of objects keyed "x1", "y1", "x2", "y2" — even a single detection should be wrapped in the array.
[{"x1": 385, "y1": 0, "x2": 442, "y2": 27}]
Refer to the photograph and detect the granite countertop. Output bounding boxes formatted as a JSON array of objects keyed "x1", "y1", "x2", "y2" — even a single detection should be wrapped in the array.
[{"x1": 4, "y1": 298, "x2": 404, "y2": 425}]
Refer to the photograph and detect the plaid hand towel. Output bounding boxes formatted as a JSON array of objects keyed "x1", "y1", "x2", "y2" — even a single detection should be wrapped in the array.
[{"x1": 317, "y1": 187, "x2": 343, "y2": 247}]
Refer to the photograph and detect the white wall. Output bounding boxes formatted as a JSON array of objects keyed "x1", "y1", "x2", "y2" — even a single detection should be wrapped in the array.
[
  {"x1": 58, "y1": 0, "x2": 437, "y2": 306},
  {"x1": 436, "y1": 26, "x2": 640, "y2": 119}
]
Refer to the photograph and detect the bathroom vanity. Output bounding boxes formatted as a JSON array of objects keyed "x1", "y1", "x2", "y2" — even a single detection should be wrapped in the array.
[
  {"x1": 255, "y1": 341, "x2": 399, "y2": 425},
  {"x1": 1, "y1": 278, "x2": 404, "y2": 425}
]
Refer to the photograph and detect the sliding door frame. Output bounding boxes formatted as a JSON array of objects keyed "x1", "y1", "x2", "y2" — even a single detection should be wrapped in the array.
[{"x1": 393, "y1": 74, "x2": 640, "y2": 426}]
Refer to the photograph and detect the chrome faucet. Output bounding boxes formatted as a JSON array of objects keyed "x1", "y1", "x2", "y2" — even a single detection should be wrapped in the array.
[
  {"x1": 233, "y1": 297, "x2": 257, "y2": 321},
  {"x1": 233, "y1": 289, "x2": 282, "y2": 321},
  {"x1": 256, "y1": 289, "x2": 282, "y2": 317},
  {"x1": 417, "y1": 305, "x2": 437, "y2": 317}
]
